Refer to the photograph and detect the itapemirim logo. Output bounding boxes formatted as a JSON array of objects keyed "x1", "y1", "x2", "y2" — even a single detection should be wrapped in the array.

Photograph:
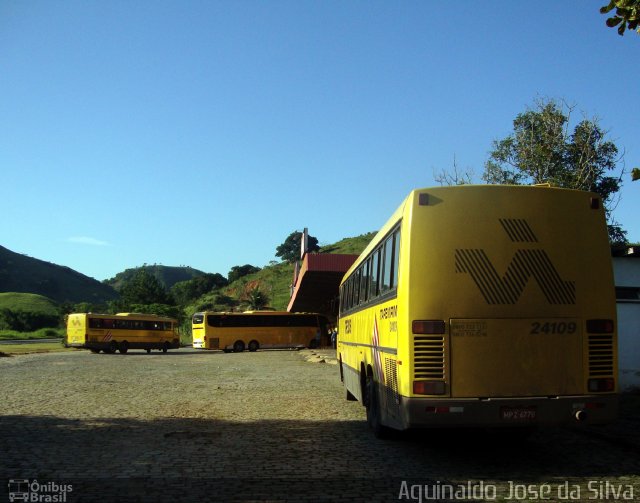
[
  {"x1": 455, "y1": 219, "x2": 576, "y2": 305},
  {"x1": 7, "y1": 479, "x2": 72, "y2": 502}
]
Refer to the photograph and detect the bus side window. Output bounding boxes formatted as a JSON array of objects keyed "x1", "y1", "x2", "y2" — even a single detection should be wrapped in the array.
[
  {"x1": 360, "y1": 259, "x2": 370, "y2": 303},
  {"x1": 370, "y1": 248, "x2": 380, "y2": 299},
  {"x1": 353, "y1": 269, "x2": 361, "y2": 306},
  {"x1": 381, "y1": 236, "x2": 393, "y2": 292},
  {"x1": 391, "y1": 229, "x2": 401, "y2": 289}
]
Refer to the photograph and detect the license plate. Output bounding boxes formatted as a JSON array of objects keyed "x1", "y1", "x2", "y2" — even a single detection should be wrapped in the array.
[{"x1": 501, "y1": 406, "x2": 537, "y2": 421}]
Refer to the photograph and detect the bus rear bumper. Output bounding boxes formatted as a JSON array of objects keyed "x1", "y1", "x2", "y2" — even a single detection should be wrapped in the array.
[{"x1": 400, "y1": 394, "x2": 618, "y2": 429}]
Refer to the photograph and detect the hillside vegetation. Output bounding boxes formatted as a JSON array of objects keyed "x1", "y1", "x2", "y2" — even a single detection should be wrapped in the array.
[
  {"x1": 0, "y1": 292, "x2": 61, "y2": 334},
  {"x1": 179, "y1": 232, "x2": 375, "y2": 317},
  {"x1": 105, "y1": 264, "x2": 205, "y2": 291},
  {"x1": 186, "y1": 262, "x2": 295, "y2": 314},
  {"x1": 0, "y1": 233, "x2": 376, "y2": 338},
  {"x1": 200, "y1": 232, "x2": 376, "y2": 313},
  {"x1": 320, "y1": 232, "x2": 376, "y2": 255}
]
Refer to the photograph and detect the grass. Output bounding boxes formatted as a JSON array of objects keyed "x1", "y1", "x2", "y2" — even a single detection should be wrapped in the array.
[
  {"x1": 0, "y1": 341, "x2": 73, "y2": 356},
  {"x1": 0, "y1": 328, "x2": 65, "y2": 340},
  {"x1": 320, "y1": 232, "x2": 376, "y2": 255}
]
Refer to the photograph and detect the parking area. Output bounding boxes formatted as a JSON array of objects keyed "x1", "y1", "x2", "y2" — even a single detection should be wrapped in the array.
[{"x1": 1, "y1": 348, "x2": 638, "y2": 502}]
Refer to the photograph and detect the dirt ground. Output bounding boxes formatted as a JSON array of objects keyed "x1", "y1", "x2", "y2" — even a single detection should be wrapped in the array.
[{"x1": 1, "y1": 348, "x2": 638, "y2": 502}]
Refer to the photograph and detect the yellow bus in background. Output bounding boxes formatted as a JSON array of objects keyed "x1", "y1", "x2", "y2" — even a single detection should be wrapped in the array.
[
  {"x1": 66, "y1": 312, "x2": 179, "y2": 354},
  {"x1": 338, "y1": 185, "x2": 618, "y2": 437},
  {"x1": 192, "y1": 311, "x2": 329, "y2": 352}
]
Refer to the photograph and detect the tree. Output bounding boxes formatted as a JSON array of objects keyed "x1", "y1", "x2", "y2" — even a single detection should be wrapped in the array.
[
  {"x1": 601, "y1": 0, "x2": 640, "y2": 35},
  {"x1": 275, "y1": 231, "x2": 320, "y2": 263},
  {"x1": 170, "y1": 273, "x2": 228, "y2": 305},
  {"x1": 228, "y1": 264, "x2": 261, "y2": 284},
  {"x1": 483, "y1": 98, "x2": 626, "y2": 244},
  {"x1": 243, "y1": 285, "x2": 269, "y2": 310},
  {"x1": 434, "y1": 155, "x2": 475, "y2": 186},
  {"x1": 118, "y1": 269, "x2": 173, "y2": 307}
]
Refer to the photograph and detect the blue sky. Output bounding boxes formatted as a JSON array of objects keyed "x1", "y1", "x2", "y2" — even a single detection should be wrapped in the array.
[{"x1": 1, "y1": 1, "x2": 638, "y2": 282}]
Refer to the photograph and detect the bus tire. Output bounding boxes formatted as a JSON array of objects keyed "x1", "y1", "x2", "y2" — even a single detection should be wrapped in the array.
[
  {"x1": 365, "y1": 375, "x2": 391, "y2": 439},
  {"x1": 119, "y1": 341, "x2": 129, "y2": 354},
  {"x1": 146, "y1": 348, "x2": 151, "y2": 354},
  {"x1": 107, "y1": 341, "x2": 118, "y2": 354},
  {"x1": 233, "y1": 340, "x2": 245, "y2": 353},
  {"x1": 248, "y1": 340, "x2": 259, "y2": 352},
  {"x1": 162, "y1": 342, "x2": 170, "y2": 353}
]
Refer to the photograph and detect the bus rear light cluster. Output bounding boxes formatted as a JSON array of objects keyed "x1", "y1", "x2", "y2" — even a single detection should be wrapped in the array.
[
  {"x1": 425, "y1": 406, "x2": 464, "y2": 414},
  {"x1": 412, "y1": 320, "x2": 445, "y2": 334},
  {"x1": 413, "y1": 380, "x2": 446, "y2": 395},
  {"x1": 586, "y1": 319, "x2": 614, "y2": 334},
  {"x1": 588, "y1": 378, "x2": 615, "y2": 392}
]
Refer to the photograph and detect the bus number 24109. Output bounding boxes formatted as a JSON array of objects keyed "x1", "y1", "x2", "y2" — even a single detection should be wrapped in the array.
[{"x1": 530, "y1": 321, "x2": 577, "y2": 335}]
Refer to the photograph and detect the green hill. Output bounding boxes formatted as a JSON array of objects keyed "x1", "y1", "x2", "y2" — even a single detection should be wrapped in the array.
[
  {"x1": 0, "y1": 292, "x2": 59, "y2": 316},
  {"x1": 105, "y1": 265, "x2": 206, "y2": 291},
  {"x1": 0, "y1": 245, "x2": 118, "y2": 304}
]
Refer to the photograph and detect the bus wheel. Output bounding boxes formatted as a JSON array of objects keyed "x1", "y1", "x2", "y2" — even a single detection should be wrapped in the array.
[
  {"x1": 365, "y1": 376, "x2": 390, "y2": 439},
  {"x1": 162, "y1": 342, "x2": 170, "y2": 353},
  {"x1": 248, "y1": 340, "x2": 259, "y2": 352},
  {"x1": 146, "y1": 348, "x2": 151, "y2": 354},
  {"x1": 107, "y1": 341, "x2": 118, "y2": 354},
  {"x1": 233, "y1": 340, "x2": 245, "y2": 353},
  {"x1": 119, "y1": 341, "x2": 129, "y2": 354}
]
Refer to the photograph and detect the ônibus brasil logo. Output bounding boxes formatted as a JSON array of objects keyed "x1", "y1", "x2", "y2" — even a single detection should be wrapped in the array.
[{"x1": 8, "y1": 479, "x2": 72, "y2": 502}]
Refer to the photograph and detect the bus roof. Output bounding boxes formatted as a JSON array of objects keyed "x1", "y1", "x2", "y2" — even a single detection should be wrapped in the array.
[
  {"x1": 341, "y1": 184, "x2": 600, "y2": 283},
  {"x1": 197, "y1": 311, "x2": 323, "y2": 316},
  {"x1": 71, "y1": 312, "x2": 177, "y2": 322}
]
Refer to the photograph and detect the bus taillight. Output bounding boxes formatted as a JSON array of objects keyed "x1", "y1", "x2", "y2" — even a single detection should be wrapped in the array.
[
  {"x1": 413, "y1": 381, "x2": 446, "y2": 395},
  {"x1": 588, "y1": 378, "x2": 615, "y2": 392},
  {"x1": 586, "y1": 319, "x2": 614, "y2": 333},
  {"x1": 412, "y1": 320, "x2": 445, "y2": 334}
]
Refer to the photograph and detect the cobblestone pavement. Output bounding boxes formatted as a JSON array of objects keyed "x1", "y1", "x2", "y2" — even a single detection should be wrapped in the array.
[{"x1": 0, "y1": 348, "x2": 638, "y2": 502}]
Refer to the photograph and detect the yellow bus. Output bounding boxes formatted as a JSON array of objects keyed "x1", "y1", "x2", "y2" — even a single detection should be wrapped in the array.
[
  {"x1": 66, "y1": 312, "x2": 180, "y2": 354},
  {"x1": 192, "y1": 311, "x2": 329, "y2": 352},
  {"x1": 338, "y1": 185, "x2": 618, "y2": 437}
]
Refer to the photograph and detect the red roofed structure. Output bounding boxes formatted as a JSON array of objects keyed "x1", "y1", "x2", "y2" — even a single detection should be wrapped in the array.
[{"x1": 287, "y1": 252, "x2": 358, "y2": 319}]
